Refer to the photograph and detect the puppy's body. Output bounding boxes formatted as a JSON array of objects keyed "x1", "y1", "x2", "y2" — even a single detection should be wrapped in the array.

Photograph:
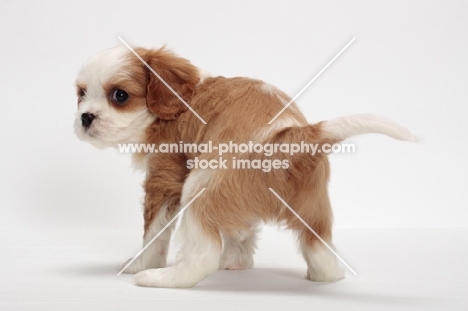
[{"x1": 75, "y1": 46, "x2": 416, "y2": 288}]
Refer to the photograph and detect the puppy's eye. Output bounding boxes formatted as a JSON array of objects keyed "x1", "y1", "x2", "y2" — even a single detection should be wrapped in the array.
[
  {"x1": 112, "y1": 89, "x2": 129, "y2": 105},
  {"x1": 77, "y1": 88, "x2": 86, "y2": 104}
]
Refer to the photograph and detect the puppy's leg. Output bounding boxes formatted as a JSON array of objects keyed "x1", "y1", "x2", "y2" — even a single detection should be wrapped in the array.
[
  {"x1": 293, "y1": 189, "x2": 344, "y2": 282},
  {"x1": 279, "y1": 154, "x2": 344, "y2": 282},
  {"x1": 134, "y1": 208, "x2": 222, "y2": 288},
  {"x1": 121, "y1": 200, "x2": 178, "y2": 274},
  {"x1": 219, "y1": 229, "x2": 258, "y2": 270},
  {"x1": 122, "y1": 154, "x2": 188, "y2": 274},
  {"x1": 299, "y1": 230, "x2": 345, "y2": 282}
]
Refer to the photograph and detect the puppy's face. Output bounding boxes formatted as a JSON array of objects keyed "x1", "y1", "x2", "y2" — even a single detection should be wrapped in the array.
[{"x1": 74, "y1": 46, "x2": 199, "y2": 149}]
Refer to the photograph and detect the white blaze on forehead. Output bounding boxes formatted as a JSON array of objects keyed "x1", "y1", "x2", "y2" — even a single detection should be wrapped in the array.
[{"x1": 77, "y1": 45, "x2": 131, "y2": 97}]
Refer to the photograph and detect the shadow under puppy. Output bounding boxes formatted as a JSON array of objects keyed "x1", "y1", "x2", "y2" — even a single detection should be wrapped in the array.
[{"x1": 74, "y1": 45, "x2": 417, "y2": 288}]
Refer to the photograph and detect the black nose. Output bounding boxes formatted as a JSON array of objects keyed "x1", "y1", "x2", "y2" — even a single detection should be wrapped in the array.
[{"x1": 81, "y1": 113, "x2": 96, "y2": 128}]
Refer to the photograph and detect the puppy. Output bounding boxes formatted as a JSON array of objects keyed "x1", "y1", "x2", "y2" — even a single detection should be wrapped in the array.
[{"x1": 74, "y1": 45, "x2": 416, "y2": 288}]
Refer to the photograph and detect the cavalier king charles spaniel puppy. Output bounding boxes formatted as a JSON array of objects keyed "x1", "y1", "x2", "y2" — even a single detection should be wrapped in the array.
[{"x1": 74, "y1": 45, "x2": 416, "y2": 288}]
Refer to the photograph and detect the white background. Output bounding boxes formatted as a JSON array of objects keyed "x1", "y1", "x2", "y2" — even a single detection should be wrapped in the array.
[
  {"x1": 1, "y1": 0, "x2": 467, "y2": 230},
  {"x1": 0, "y1": 1, "x2": 467, "y2": 310}
]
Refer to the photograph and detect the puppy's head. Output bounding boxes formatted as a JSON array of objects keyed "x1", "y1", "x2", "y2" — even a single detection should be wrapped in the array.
[{"x1": 74, "y1": 45, "x2": 199, "y2": 148}]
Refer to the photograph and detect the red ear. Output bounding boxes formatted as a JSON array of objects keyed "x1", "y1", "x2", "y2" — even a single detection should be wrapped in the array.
[{"x1": 144, "y1": 48, "x2": 199, "y2": 120}]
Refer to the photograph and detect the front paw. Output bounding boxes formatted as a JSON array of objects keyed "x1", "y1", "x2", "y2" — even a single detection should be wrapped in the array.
[
  {"x1": 134, "y1": 268, "x2": 197, "y2": 288},
  {"x1": 134, "y1": 269, "x2": 161, "y2": 287},
  {"x1": 120, "y1": 256, "x2": 166, "y2": 274},
  {"x1": 135, "y1": 269, "x2": 174, "y2": 288}
]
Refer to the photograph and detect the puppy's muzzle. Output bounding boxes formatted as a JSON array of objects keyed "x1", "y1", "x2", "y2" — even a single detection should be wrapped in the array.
[{"x1": 81, "y1": 113, "x2": 96, "y2": 128}]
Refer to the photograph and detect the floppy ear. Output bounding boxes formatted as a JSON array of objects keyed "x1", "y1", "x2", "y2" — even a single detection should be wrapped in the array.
[{"x1": 144, "y1": 48, "x2": 199, "y2": 120}]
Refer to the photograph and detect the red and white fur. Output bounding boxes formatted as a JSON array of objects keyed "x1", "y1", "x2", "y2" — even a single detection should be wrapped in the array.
[{"x1": 74, "y1": 45, "x2": 416, "y2": 288}]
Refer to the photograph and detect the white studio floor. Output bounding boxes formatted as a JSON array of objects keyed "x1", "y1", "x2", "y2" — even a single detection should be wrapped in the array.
[{"x1": 1, "y1": 227, "x2": 466, "y2": 311}]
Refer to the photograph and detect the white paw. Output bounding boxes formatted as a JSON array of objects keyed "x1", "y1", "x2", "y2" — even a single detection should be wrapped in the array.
[
  {"x1": 134, "y1": 268, "x2": 196, "y2": 288},
  {"x1": 303, "y1": 242, "x2": 346, "y2": 282},
  {"x1": 120, "y1": 256, "x2": 166, "y2": 274},
  {"x1": 134, "y1": 269, "x2": 159, "y2": 286},
  {"x1": 307, "y1": 265, "x2": 345, "y2": 282}
]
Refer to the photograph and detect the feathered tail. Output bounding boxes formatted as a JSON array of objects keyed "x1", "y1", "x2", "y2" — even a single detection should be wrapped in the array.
[{"x1": 319, "y1": 114, "x2": 418, "y2": 142}]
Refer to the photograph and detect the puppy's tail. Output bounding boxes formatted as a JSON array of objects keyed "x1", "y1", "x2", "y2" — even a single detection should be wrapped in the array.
[
  {"x1": 269, "y1": 114, "x2": 417, "y2": 146},
  {"x1": 319, "y1": 114, "x2": 418, "y2": 143}
]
